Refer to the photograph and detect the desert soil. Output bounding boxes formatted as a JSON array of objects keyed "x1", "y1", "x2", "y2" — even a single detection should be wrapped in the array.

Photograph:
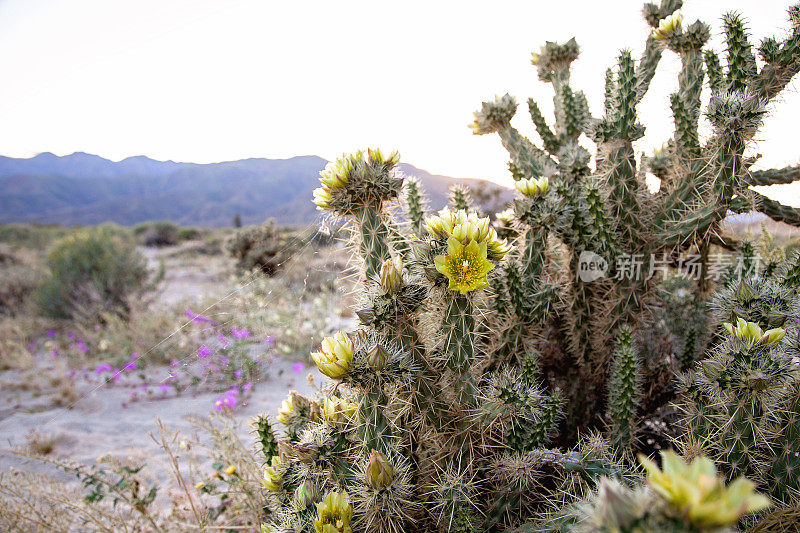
[{"x1": 0, "y1": 245, "x2": 334, "y2": 488}]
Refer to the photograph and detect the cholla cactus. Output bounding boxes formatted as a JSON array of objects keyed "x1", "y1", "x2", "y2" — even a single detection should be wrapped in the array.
[
  {"x1": 257, "y1": 2, "x2": 800, "y2": 531},
  {"x1": 473, "y1": 0, "x2": 800, "y2": 435}
]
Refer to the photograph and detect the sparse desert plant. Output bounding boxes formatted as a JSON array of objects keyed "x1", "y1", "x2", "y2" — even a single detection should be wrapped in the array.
[
  {"x1": 227, "y1": 219, "x2": 297, "y2": 276},
  {"x1": 35, "y1": 227, "x2": 153, "y2": 320},
  {"x1": 142, "y1": 220, "x2": 180, "y2": 247}
]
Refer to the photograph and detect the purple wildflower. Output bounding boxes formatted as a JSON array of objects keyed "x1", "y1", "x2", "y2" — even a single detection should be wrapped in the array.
[
  {"x1": 234, "y1": 370, "x2": 243, "y2": 379},
  {"x1": 131, "y1": 352, "x2": 140, "y2": 360},
  {"x1": 198, "y1": 346, "x2": 212, "y2": 358},
  {"x1": 95, "y1": 363, "x2": 113, "y2": 374},
  {"x1": 292, "y1": 362, "x2": 305, "y2": 374},
  {"x1": 219, "y1": 355, "x2": 229, "y2": 367},
  {"x1": 69, "y1": 333, "x2": 76, "y2": 340},
  {"x1": 232, "y1": 327, "x2": 250, "y2": 340},
  {"x1": 112, "y1": 369, "x2": 122, "y2": 382},
  {"x1": 242, "y1": 382, "x2": 253, "y2": 393},
  {"x1": 47, "y1": 330, "x2": 56, "y2": 337},
  {"x1": 123, "y1": 362, "x2": 138, "y2": 370},
  {"x1": 265, "y1": 336, "x2": 275, "y2": 343},
  {"x1": 28, "y1": 342, "x2": 35, "y2": 351},
  {"x1": 186, "y1": 309, "x2": 217, "y2": 325},
  {"x1": 139, "y1": 384, "x2": 148, "y2": 391},
  {"x1": 49, "y1": 349, "x2": 58, "y2": 359},
  {"x1": 159, "y1": 384, "x2": 171, "y2": 392},
  {"x1": 217, "y1": 333, "x2": 230, "y2": 347},
  {"x1": 170, "y1": 359, "x2": 180, "y2": 369},
  {"x1": 76, "y1": 340, "x2": 89, "y2": 353}
]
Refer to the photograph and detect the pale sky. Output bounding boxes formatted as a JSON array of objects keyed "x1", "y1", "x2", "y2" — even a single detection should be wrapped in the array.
[{"x1": 0, "y1": 0, "x2": 798, "y2": 205}]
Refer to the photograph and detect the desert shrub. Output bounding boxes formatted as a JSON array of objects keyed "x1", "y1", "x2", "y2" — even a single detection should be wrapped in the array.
[
  {"x1": 0, "y1": 246, "x2": 43, "y2": 316},
  {"x1": 35, "y1": 227, "x2": 151, "y2": 319},
  {"x1": 141, "y1": 220, "x2": 179, "y2": 247},
  {"x1": 176, "y1": 226, "x2": 205, "y2": 241},
  {"x1": 227, "y1": 219, "x2": 297, "y2": 276}
]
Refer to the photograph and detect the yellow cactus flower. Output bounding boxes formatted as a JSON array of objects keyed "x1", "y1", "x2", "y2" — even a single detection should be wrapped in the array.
[
  {"x1": 224, "y1": 464, "x2": 236, "y2": 475},
  {"x1": 434, "y1": 237, "x2": 494, "y2": 295},
  {"x1": 195, "y1": 481, "x2": 205, "y2": 490},
  {"x1": 652, "y1": 10, "x2": 683, "y2": 40},
  {"x1": 322, "y1": 395, "x2": 359, "y2": 423},
  {"x1": 314, "y1": 491, "x2": 353, "y2": 533},
  {"x1": 723, "y1": 316, "x2": 786, "y2": 346},
  {"x1": 639, "y1": 451, "x2": 770, "y2": 528},
  {"x1": 379, "y1": 257, "x2": 403, "y2": 294},
  {"x1": 311, "y1": 331, "x2": 355, "y2": 379},
  {"x1": 262, "y1": 456, "x2": 283, "y2": 492},
  {"x1": 515, "y1": 176, "x2": 549, "y2": 197},
  {"x1": 313, "y1": 187, "x2": 332, "y2": 210},
  {"x1": 277, "y1": 394, "x2": 295, "y2": 425},
  {"x1": 365, "y1": 450, "x2": 394, "y2": 489},
  {"x1": 486, "y1": 228, "x2": 513, "y2": 260}
]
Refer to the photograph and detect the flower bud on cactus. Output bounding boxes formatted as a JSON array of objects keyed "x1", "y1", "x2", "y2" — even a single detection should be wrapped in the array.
[
  {"x1": 379, "y1": 257, "x2": 403, "y2": 294},
  {"x1": 311, "y1": 331, "x2": 354, "y2": 379},
  {"x1": 314, "y1": 491, "x2": 353, "y2": 533},
  {"x1": 322, "y1": 395, "x2": 358, "y2": 422},
  {"x1": 639, "y1": 451, "x2": 771, "y2": 528},
  {"x1": 295, "y1": 480, "x2": 319, "y2": 509},
  {"x1": 261, "y1": 456, "x2": 283, "y2": 492},
  {"x1": 276, "y1": 395, "x2": 296, "y2": 425},
  {"x1": 366, "y1": 343, "x2": 389, "y2": 370},
  {"x1": 365, "y1": 450, "x2": 394, "y2": 490}
]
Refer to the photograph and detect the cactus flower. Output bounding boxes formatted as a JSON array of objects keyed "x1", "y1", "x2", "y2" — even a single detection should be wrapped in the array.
[
  {"x1": 434, "y1": 237, "x2": 494, "y2": 294},
  {"x1": 314, "y1": 491, "x2": 353, "y2": 533},
  {"x1": 365, "y1": 450, "x2": 394, "y2": 489},
  {"x1": 639, "y1": 450, "x2": 770, "y2": 527},
  {"x1": 723, "y1": 316, "x2": 785, "y2": 346},
  {"x1": 311, "y1": 331, "x2": 355, "y2": 379},
  {"x1": 514, "y1": 176, "x2": 549, "y2": 197},
  {"x1": 313, "y1": 187, "x2": 333, "y2": 210},
  {"x1": 262, "y1": 456, "x2": 283, "y2": 492},
  {"x1": 652, "y1": 10, "x2": 683, "y2": 40}
]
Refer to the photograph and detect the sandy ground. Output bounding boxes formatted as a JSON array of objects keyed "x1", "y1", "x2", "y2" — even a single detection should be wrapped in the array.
[{"x1": 0, "y1": 244, "x2": 336, "y2": 491}]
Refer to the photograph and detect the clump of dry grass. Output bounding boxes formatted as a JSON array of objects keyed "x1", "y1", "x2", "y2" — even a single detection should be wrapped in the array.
[{"x1": 24, "y1": 429, "x2": 61, "y2": 455}]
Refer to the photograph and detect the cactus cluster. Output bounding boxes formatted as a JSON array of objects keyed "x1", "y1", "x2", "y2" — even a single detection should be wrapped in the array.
[{"x1": 256, "y1": 2, "x2": 800, "y2": 531}]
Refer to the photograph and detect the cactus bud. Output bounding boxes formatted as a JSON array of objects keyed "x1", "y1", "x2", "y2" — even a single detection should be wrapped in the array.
[
  {"x1": 262, "y1": 456, "x2": 283, "y2": 491},
  {"x1": 295, "y1": 480, "x2": 319, "y2": 508},
  {"x1": 760, "y1": 327, "x2": 786, "y2": 346},
  {"x1": 355, "y1": 308, "x2": 376, "y2": 324},
  {"x1": 311, "y1": 331, "x2": 355, "y2": 379},
  {"x1": 294, "y1": 442, "x2": 319, "y2": 464},
  {"x1": 277, "y1": 394, "x2": 295, "y2": 425},
  {"x1": 379, "y1": 257, "x2": 403, "y2": 294},
  {"x1": 313, "y1": 187, "x2": 333, "y2": 211},
  {"x1": 365, "y1": 450, "x2": 394, "y2": 489},
  {"x1": 366, "y1": 343, "x2": 389, "y2": 370},
  {"x1": 702, "y1": 359, "x2": 724, "y2": 380}
]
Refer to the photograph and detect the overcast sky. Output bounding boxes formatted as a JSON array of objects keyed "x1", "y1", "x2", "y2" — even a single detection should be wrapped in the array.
[{"x1": 0, "y1": 0, "x2": 797, "y2": 204}]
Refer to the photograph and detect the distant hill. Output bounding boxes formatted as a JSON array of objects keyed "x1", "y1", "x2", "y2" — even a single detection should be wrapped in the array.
[{"x1": 0, "y1": 153, "x2": 512, "y2": 227}]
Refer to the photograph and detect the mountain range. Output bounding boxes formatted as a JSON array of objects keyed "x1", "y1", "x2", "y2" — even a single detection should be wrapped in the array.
[{"x1": 0, "y1": 152, "x2": 511, "y2": 227}]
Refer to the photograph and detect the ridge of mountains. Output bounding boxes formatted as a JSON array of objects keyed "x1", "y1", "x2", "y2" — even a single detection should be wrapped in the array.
[{"x1": 0, "y1": 152, "x2": 511, "y2": 227}]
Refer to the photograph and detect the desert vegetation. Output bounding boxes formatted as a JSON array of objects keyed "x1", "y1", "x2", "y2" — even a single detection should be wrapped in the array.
[{"x1": 2, "y1": 0, "x2": 800, "y2": 531}]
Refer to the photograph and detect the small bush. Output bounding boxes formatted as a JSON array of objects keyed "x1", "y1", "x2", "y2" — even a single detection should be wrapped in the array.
[
  {"x1": 227, "y1": 219, "x2": 296, "y2": 276},
  {"x1": 0, "y1": 246, "x2": 42, "y2": 315},
  {"x1": 142, "y1": 221, "x2": 179, "y2": 247},
  {"x1": 36, "y1": 228, "x2": 151, "y2": 319},
  {"x1": 176, "y1": 226, "x2": 204, "y2": 241}
]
